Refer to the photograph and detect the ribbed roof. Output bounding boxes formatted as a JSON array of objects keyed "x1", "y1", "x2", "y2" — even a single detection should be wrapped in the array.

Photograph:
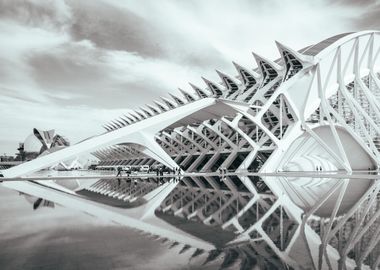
[{"x1": 302, "y1": 32, "x2": 354, "y2": 56}]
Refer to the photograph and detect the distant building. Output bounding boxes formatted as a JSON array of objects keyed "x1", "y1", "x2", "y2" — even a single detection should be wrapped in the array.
[
  {"x1": 9, "y1": 128, "x2": 81, "y2": 170},
  {"x1": 15, "y1": 142, "x2": 25, "y2": 161},
  {"x1": 23, "y1": 128, "x2": 70, "y2": 161},
  {"x1": 0, "y1": 155, "x2": 14, "y2": 162}
]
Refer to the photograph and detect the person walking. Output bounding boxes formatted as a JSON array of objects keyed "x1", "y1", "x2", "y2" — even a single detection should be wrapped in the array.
[
  {"x1": 116, "y1": 166, "x2": 122, "y2": 186},
  {"x1": 116, "y1": 166, "x2": 122, "y2": 177}
]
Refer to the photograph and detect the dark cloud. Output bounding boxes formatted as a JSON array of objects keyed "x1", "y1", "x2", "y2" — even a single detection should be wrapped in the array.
[
  {"x1": 67, "y1": 1, "x2": 165, "y2": 58},
  {"x1": 352, "y1": 4, "x2": 380, "y2": 29},
  {"x1": 26, "y1": 44, "x2": 172, "y2": 109},
  {"x1": 326, "y1": 0, "x2": 380, "y2": 30},
  {"x1": 0, "y1": 0, "x2": 224, "y2": 69},
  {"x1": 331, "y1": 0, "x2": 379, "y2": 6},
  {"x1": 0, "y1": 0, "x2": 70, "y2": 30},
  {"x1": 66, "y1": 1, "x2": 227, "y2": 69},
  {"x1": 27, "y1": 44, "x2": 106, "y2": 90}
]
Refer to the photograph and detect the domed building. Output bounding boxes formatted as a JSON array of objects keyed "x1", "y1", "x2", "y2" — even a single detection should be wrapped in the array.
[
  {"x1": 22, "y1": 128, "x2": 70, "y2": 161},
  {"x1": 21, "y1": 128, "x2": 82, "y2": 170}
]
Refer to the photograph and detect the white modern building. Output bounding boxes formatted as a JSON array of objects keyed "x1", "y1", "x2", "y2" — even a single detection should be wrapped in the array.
[{"x1": 2, "y1": 30, "x2": 380, "y2": 269}]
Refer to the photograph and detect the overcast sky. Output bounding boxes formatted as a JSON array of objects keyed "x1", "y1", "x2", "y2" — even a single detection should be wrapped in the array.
[{"x1": 0, "y1": 0, "x2": 380, "y2": 155}]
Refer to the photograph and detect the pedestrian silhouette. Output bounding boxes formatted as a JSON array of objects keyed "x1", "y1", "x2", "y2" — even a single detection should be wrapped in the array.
[{"x1": 116, "y1": 166, "x2": 122, "y2": 177}]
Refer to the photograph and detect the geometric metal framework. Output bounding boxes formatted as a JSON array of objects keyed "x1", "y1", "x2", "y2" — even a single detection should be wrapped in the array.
[{"x1": 2, "y1": 30, "x2": 380, "y2": 270}]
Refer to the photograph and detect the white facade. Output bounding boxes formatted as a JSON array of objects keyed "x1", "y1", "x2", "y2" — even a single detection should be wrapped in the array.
[{"x1": 2, "y1": 31, "x2": 380, "y2": 269}]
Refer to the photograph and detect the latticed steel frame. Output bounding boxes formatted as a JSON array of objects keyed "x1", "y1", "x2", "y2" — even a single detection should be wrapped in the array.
[{"x1": 2, "y1": 31, "x2": 380, "y2": 270}]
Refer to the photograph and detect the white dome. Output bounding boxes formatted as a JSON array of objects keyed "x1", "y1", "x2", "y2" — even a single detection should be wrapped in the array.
[{"x1": 23, "y1": 133, "x2": 42, "y2": 153}]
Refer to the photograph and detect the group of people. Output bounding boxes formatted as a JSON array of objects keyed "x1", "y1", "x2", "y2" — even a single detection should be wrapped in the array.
[
  {"x1": 155, "y1": 167, "x2": 164, "y2": 176},
  {"x1": 116, "y1": 166, "x2": 132, "y2": 177},
  {"x1": 116, "y1": 166, "x2": 132, "y2": 185},
  {"x1": 173, "y1": 167, "x2": 182, "y2": 176},
  {"x1": 114, "y1": 165, "x2": 183, "y2": 186},
  {"x1": 155, "y1": 166, "x2": 182, "y2": 176}
]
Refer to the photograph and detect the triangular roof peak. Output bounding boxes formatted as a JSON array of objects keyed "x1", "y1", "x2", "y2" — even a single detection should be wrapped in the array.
[
  {"x1": 252, "y1": 51, "x2": 283, "y2": 71},
  {"x1": 189, "y1": 82, "x2": 209, "y2": 98},
  {"x1": 201, "y1": 76, "x2": 224, "y2": 97},
  {"x1": 275, "y1": 41, "x2": 314, "y2": 64},
  {"x1": 232, "y1": 61, "x2": 260, "y2": 78},
  {"x1": 178, "y1": 88, "x2": 196, "y2": 102}
]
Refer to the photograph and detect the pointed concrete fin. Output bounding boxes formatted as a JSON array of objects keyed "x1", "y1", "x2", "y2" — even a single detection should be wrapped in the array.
[
  {"x1": 216, "y1": 69, "x2": 239, "y2": 86},
  {"x1": 118, "y1": 117, "x2": 128, "y2": 126},
  {"x1": 252, "y1": 52, "x2": 282, "y2": 86},
  {"x1": 102, "y1": 124, "x2": 111, "y2": 131},
  {"x1": 215, "y1": 69, "x2": 239, "y2": 94},
  {"x1": 147, "y1": 107, "x2": 157, "y2": 116},
  {"x1": 189, "y1": 82, "x2": 209, "y2": 98},
  {"x1": 178, "y1": 88, "x2": 196, "y2": 102},
  {"x1": 135, "y1": 110, "x2": 146, "y2": 119},
  {"x1": 275, "y1": 40, "x2": 313, "y2": 63},
  {"x1": 110, "y1": 120, "x2": 121, "y2": 129},
  {"x1": 169, "y1": 242, "x2": 179, "y2": 249},
  {"x1": 203, "y1": 250, "x2": 223, "y2": 265},
  {"x1": 129, "y1": 112, "x2": 140, "y2": 121},
  {"x1": 169, "y1": 93, "x2": 186, "y2": 105},
  {"x1": 179, "y1": 244, "x2": 191, "y2": 254},
  {"x1": 139, "y1": 107, "x2": 153, "y2": 117},
  {"x1": 106, "y1": 122, "x2": 116, "y2": 130},
  {"x1": 275, "y1": 41, "x2": 312, "y2": 80},
  {"x1": 103, "y1": 124, "x2": 112, "y2": 131},
  {"x1": 125, "y1": 114, "x2": 136, "y2": 123},
  {"x1": 252, "y1": 51, "x2": 282, "y2": 72},
  {"x1": 153, "y1": 100, "x2": 168, "y2": 112},
  {"x1": 147, "y1": 104, "x2": 160, "y2": 114},
  {"x1": 161, "y1": 96, "x2": 177, "y2": 109},
  {"x1": 115, "y1": 118, "x2": 126, "y2": 127},
  {"x1": 201, "y1": 77, "x2": 223, "y2": 97},
  {"x1": 191, "y1": 248, "x2": 204, "y2": 258},
  {"x1": 104, "y1": 124, "x2": 113, "y2": 131},
  {"x1": 127, "y1": 112, "x2": 139, "y2": 121},
  {"x1": 118, "y1": 116, "x2": 127, "y2": 125},
  {"x1": 120, "y1": 115, "x2": 131, "y2": 124},
  {"x1": 232, "y1": 61, "x2": 259, "y2": 87},
  {"x1": 113, "y1": 120, "x2": 123, "y2": 128},
  {"x1": 232, "y1": 61, "x2": 260, "y2": 78}
]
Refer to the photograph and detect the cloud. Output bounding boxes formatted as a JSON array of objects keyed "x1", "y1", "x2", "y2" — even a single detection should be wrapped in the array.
[
  {"x1": 0, "y1": 0, "x2": 379, "y2": 155},
  {"x1": 108, "y1": 0, "x2": 358, "y2": 67},
  {"x1": 0, "y1": 0, "x2": 71, "y2": 31},
  {"x1": 68, "y1": 1, "x2": 164, "y2": 58}
]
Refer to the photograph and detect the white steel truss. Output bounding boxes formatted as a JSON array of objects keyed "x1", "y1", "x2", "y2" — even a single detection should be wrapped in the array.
[{"x1": 2, "y1": 31, "x2": 380, "y2": 270}]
